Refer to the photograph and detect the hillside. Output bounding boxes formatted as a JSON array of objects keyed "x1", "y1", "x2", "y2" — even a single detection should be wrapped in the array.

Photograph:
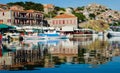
[{"x1": 81, "y1": 3, "x2": 120, "y2": 24}]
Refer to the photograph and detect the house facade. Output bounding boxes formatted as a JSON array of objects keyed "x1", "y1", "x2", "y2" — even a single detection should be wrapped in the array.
[
  {"x1": 49, "y1": 13, "x2": 78, "y2": 31},
  {"x1": 0, "y1": 7, "x2": 43, "y2": 26}
]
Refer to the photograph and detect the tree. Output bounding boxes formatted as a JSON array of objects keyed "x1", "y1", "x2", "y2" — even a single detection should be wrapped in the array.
[
  {"x1": 89, "y1": 13, "x2": 96, "y2": 19},
  {"x1": 24, "y1": 2, "x2": 43, "y2": 11},
  {"x1": 72, "y1": 12, "x2": 86, "y2": 22},
  {"x1": 76, "y1": 6, "x2": 84, "y2": 11},
  {"x1": 54, "y1": 6, "x2": 65, "y2": 11},
  {"x1": 7, "y1": 2, "x2": 24, "y2": 6},
  {"x1": 44, "y1": 11, "x2": 56, "y2": 18},
  {"x1": 7, "y1": 1, "x2": 43, "y2": 11}
]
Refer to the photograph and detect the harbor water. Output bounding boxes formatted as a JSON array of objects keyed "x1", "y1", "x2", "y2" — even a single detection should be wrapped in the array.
[{"x1": 0, "y1": 36, "x2": 120, "y2": 73}]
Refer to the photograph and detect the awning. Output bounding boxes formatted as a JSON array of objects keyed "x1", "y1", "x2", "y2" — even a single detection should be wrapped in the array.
[
  {"x1": 0, "y1": 24, "x2": 16, "y2": 29},
  {"x1": 0, "y1": 24, "x2": 9, "y2": 29}
]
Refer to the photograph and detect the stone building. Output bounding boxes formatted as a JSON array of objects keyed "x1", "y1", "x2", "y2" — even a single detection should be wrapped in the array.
[{"x1": 0, "y1": 8, "x2": 43, "y2": 26}]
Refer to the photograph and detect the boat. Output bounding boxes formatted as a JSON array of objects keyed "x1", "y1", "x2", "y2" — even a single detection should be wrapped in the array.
[
  {"x1": 2, "y1": 32, "x2": 20, "y2": 41},
  {"x1": 107, "y1": 31, "x2": 120, "y2": 37},
  {"x1": 23, "y1": 29, "x2": 44, "y2": 40},
  {"x1": 38, "y1": 29, "x2": 68, "y2": 39},
  {"x1": 107, "y1": 29, "x2": 120, "y2": 37},
  {"x1": 73, "y1": 28, "x2": 98, "y2": 37}
]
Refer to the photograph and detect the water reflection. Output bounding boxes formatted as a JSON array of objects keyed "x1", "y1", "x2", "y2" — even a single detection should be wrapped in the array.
[{"x1": 0, "y1": 36, "x2": 120, "y2": 70}]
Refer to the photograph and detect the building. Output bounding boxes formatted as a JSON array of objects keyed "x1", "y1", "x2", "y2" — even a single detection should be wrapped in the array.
[
  {"x1": 0, "y1": 4, "x2": 9, "y2": 11},
  {"x1": 49, "y1": 13, "x2": 77, "y2": 31},
  {"x1": 10, "y1": 5, "x2": 24, "y2": 11},
  {"x1": 0, "y1": 9, "x2": 43, "y2": 26},
  {"x1": 43, "y1": 4, "x2": 54, "y2": 14}
]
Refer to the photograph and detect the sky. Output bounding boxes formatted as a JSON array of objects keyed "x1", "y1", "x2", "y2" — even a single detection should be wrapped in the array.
[{"x1": 0, "y1": 0, "x2": 120, "y2": 11}]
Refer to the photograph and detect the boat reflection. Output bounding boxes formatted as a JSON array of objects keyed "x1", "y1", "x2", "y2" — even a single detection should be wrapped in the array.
[{"x1": 0, "y1": 37, "x2": 120, "y2": 70}]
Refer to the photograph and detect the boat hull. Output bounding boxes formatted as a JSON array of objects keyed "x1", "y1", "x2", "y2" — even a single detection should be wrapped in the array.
[
  {"x1": 108, "y1": 31, "x2": 120, "y2": 37},
  {"x1": 38, "y1": 33, "x2": 68, "y2": 39}
]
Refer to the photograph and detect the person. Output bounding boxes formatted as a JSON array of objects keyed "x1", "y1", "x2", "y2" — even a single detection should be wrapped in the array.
[
  {"x1": 7, "y1": 35, "x2": 11, "y2": 43},
  {"x1": 19, "y1": 35, "x2": 23, "y2": 42},
  {"x1": 0, "y1": 33, "x2": 2, "y2": 57},
  {"x1": 0, "y1": 33, "x2": 2, "y2": 45}
]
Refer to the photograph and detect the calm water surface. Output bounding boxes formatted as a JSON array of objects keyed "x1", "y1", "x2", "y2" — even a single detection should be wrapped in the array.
[{"x1": 1, "y1": 36, "x2": 120, "y2": 73}]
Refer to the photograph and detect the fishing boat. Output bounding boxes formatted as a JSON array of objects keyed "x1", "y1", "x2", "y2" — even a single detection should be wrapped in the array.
[
  {"x1": 107, "y1": 31, "x2": 120, "y2": 37},
  {"x1": 73, "y1": 28, "x2": 98, "y2": 37},
  {"x1": 107, "y1": 26, "x2": 120, "y2": 37},
  {"x1": 38, "y1": 29, "x2": 68, "y2": 39}
]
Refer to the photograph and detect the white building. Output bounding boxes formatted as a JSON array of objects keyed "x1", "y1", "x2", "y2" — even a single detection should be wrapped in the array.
[{"x1": 50, "y1": 13, "x2": 78, "y2": 31}]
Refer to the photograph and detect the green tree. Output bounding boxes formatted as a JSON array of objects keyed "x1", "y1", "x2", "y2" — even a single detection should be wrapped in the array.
[
  {"x1": 24, "y1": 1, "x2": 43, "y2": 11},
  {"x1": 7, "y1": 2, "x2": 24, "y2": 6},
  {"x1": 73, "y1": 12, "x2": 86, "y2": 22},
  {"x1": 44, "y1": 11, "x2": 56, "y2": 18},
  {"x1": 54, "y1": 6, "x2": 65, "y2": 11},
  {"x1": 89, "y1": 13, "x2": 96, "y2": 19},
  {"x1": 76, "y1": 6, "x2": 84, "y2": 11},
  {"x1": 7, "y1": 1, "x2": 43, "y2": 11}
]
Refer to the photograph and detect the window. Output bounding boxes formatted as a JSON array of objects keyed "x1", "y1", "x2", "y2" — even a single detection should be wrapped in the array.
[
  {"x1": 63, "y1": 20, "x2": 65, "y2": 24},
  {"x1": 7, "y1": 19, "x2": 11, "y2": 23},
  {"x1": 2, "y1": 12, "x2": 4, "y2": 16}
]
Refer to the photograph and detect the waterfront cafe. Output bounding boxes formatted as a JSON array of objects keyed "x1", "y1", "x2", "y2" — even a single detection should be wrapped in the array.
[{"x1": 0, "y1": 24, "x2": 19, "y2": 40}]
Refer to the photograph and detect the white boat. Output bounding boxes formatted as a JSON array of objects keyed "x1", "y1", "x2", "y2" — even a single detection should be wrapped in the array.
[
  {"x1": 108, "y1": 31, "x2": 120, "y2": 37},
  {"x1": 107, "y1": 29, "x2": 120, "y2": 37},
  {"x1": 38, "y1": 30, "x2": 68, "y2": 39},
  {"x1": 107, "y1": 26, "x2": 120, "y2": 37},
  {"x1": 2, "y1": 32, "x2": 20, "y2": 41}
]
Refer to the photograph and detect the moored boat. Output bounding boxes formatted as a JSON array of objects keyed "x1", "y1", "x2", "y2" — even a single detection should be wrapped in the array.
[
  {"x1": 73, "y1": 28, "x2": 98, "y2": 37},
  {"x1": 107, "y1": 31, "x2": 120, "y2": 37},
  {"x1": 38, "y1": 30, "x2": 68, "y2": 39},
  {"x1": 107, "y1": 26, "x2": 120, "y2": 37}
]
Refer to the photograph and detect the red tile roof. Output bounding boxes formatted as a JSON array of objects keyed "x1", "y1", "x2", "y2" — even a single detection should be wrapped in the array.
[{"x1": 54, "y1": 14, "x2": 76, "y2": 18}]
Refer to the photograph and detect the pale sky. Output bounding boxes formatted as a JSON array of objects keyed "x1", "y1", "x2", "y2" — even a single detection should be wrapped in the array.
[{"x1": 0, "y1": 0, "x2": 120, "y2": 10}]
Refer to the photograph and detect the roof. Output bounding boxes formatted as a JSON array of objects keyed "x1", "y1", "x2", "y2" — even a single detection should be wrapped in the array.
[
  {"x1": 11, "y1": 9, "x2": 42, "y2": 13},
  {"x1": 53, "y1": 14, "x2": 76, "y2": 18},
  {"x1": 26, "y1": 9, "x2": 35, "y2": 12},
  {"x1": 43, "y1": 4, "x2": 54, "y2": 8},
  {"x1": 0, "y1": 4, "x2": 8, "y2": 6},
  {"x1": 10, "y1": 5, "x2": 24, "y2": 11}
]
